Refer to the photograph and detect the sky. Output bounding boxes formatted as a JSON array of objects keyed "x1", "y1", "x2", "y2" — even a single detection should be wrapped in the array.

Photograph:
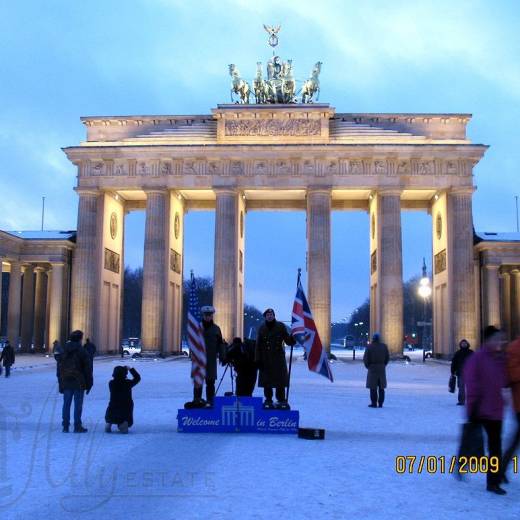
[{"x1": 1, "y1": 0, "x2": 519, "y2": 322}]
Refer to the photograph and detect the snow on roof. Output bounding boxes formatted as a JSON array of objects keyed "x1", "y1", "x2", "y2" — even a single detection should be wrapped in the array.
[
  {"x1": 475, "y1": 231, "x2": 520, "y2": 242},
  {"x1": 3, "y1": 230, "x2": 76, "y2": 241}
]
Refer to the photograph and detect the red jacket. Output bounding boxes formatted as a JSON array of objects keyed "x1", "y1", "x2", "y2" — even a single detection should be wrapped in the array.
[{"x1": 506, "y1": 339, "x2": 520, "y2": 413}]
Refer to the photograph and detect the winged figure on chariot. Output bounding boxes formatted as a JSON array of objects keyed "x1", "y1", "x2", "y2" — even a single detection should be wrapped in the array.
[{"x1": 228, "y1": 25, "x2": 322, "y2": 105}]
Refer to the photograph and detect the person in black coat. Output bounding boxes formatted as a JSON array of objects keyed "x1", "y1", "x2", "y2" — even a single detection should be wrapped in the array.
[
  {"x1": 0, "y1": 341, "x2": 15, "y2": 378},
  {"x1": 225, "y1": 337, "x2": 258, "y2": 397},
  {"x1": 451, "y1": 339, "x2": 473, "y2": 405},
  {"x1": 84, "y1": 338, "x2": 97, "y2": 361},
  {"x1": 58, "y1": 330, "x2": 93, "y2": 433},
  {"x1": 105, "y1": 365, "x2": 141, "y2": 433}
]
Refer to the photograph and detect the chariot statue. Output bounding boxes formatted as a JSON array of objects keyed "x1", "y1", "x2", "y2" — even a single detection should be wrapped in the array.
[{"x1": 227, "y1": 25, "x2": 322, "y2": 105}]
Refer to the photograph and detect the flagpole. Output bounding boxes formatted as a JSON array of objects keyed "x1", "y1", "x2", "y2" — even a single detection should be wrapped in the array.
[{"x1": 286, "y1": 268, "x2": 301, "y2": 404}]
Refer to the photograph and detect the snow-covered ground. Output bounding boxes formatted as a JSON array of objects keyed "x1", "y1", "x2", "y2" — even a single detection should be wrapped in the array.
[{"x1": 0, "y1": 354, "x2": 518, "y2": 519}]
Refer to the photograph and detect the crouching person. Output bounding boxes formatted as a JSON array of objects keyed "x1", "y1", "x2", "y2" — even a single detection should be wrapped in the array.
[{"x1": 105, "y1": 366, "x2": 141, "y2": 433}]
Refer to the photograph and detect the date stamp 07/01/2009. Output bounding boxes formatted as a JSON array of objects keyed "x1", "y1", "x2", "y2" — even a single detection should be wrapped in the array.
[{"x1": 395, "y1": 455, "x2": 519, "y2": 475}]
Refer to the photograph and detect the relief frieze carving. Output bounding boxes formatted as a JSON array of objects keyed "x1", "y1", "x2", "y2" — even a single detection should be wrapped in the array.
[
  {"x1": 224, "y1": 119, "x2": 321, "y2": 136},
  {"x1": 349, "y1": 160, "x2": 362, "y2": 175},
  {"x1": 104, "y1": 248, "x2": 120, "y2": 274},
  {"x1": 79, "y1": 157, "x2": 471, "y2": 179},
  {"x1": 434, "y1": 249, "x2": 447, "y2": 274}
]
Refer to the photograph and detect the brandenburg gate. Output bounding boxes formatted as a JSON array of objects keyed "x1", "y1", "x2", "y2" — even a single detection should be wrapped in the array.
[{"x1": 63, "y1": 101, "x2": 487, "y2": 356}]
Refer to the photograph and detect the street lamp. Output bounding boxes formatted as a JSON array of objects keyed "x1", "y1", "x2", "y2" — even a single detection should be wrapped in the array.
[{"x1": 417, "y1": 257, "x2": 432, "y2": 361}]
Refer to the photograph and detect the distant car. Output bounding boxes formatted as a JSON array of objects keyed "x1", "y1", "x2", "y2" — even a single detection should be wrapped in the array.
[
  {"x1": 121, "y1": 338, "x2": 142, "y2": 356},
  {"x1": 423, "y1": 348, "x2": 433, "y2": 359},
  {"x1": 343, "y1": 335, "x2": 355, "y2": 349}
]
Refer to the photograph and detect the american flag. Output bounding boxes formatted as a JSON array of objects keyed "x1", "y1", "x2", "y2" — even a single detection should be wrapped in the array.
[
  {"x1": 291, "y1": 275, "x2": 334, "y2": 382},
  {"x1": 187, "y1": 271, "x2": 206, "y2": 387}
]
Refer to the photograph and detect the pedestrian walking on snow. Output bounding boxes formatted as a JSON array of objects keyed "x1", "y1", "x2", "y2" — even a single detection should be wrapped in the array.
[
  {"x1": 0, "y1": 340, "x2": 15, "y2": 378},
  {"x1": 463, "y1": 325, "x2": 508, "y2": 495},
  {"x1": 363, "y1": 333, "x2": 389, "y2": 408},
  {"x1": 502, "y1": 337, "x2": 520, "y2": 481},
  {"x1": 450, "y1": 339, "x2": 473, "y2": 405}
]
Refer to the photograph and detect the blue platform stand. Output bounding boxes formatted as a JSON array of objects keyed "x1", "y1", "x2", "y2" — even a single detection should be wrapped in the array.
[{"x1": 177, "y1": 396, "x2": 299, "y2": 434}]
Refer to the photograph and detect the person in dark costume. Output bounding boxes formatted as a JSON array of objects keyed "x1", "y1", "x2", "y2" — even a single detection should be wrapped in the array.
[
  {"x1": 225, "y1": 337, "x2": 258, "y2": 397},
  {"x1": 363, "y1": 333, "x2": 389, "y2": 408},
  {"x1": 450, "y1": 339, "x2": 473, "y2": 405},
  {"x1": 255, "y1": 308, "x2": 296, "y2": 409},
  {"x1": 105, "y1": 365, "x2": 141, "y2": 433},
  {"x1": 193, "y1": 305, "x2": 225, "y2": 406}
]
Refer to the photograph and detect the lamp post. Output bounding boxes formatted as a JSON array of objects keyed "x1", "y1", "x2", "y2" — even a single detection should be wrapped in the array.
[{"x1": 417, "y1": 257, "x2": 432, "y2": 362}]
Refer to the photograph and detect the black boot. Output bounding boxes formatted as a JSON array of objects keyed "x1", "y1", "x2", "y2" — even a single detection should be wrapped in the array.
[
  {"x1": 263, "y1": 399, "x2": 274, "y2": 409},
  {"x1": 62, "y1": 425, "x2": 69, "y2": 433},
  {"x1": 74, "y1": 425, "x2": 88, "y2": 433},
  {"x1": 487, "y1": 484, "x2": 507, "y2": 495}
]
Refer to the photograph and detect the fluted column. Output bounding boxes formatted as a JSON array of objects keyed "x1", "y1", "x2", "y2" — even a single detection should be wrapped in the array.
[
  {"x1": 7, "y1": 261, "x2": 22, "y2": 346},
  {"x1": 141, "y1": 190, "x2": 168, "y2": 352},
  {"x1": 511, "y1": 270, "x2": 520, "y2": 339},
  {"x1": 483, "y1": 264, "x2": 500, "y2": 329},
  {"x1": 20, "y1": 264, "x2": 35, "y2": 351},
  {"x1": 448, "y1": 190, "x2": 477, "y2": 347},
  {"x1": 213, "y1": 189, "x2": 239, "y2": 341},
  {"x1": 500, "y1": 271, "x2": 512, "y2": 340},
  {"x1": 48, "y1": 262, "x2": 65, "y2": 345},
  {"x1": 33, "y1": 267, "x2": 48, "y2": 350},
  {"x1": 71, "y1": 190, "x2": 99, "y2": 337},
  {"x1": 379, "y1": 191, "x2": 403, "y2": 355},
  {"x1": 307, "y1": 188, "x2": 331, "y2": 352}
]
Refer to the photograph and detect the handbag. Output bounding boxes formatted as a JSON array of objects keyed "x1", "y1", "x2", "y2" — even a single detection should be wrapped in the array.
[
  {"x1": 458, "y1": 422, "x2": 485, "y2": 458},
  {"x1": 448, "y1": 374, "x2": 456, "y2": 393}
]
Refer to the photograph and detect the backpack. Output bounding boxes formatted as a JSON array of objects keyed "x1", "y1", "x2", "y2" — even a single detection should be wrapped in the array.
[{"x1": 59, "y1": 348, "x2": 83, "y2": 383}]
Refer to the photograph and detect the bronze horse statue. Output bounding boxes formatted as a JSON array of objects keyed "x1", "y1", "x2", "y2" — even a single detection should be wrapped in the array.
[
  {"x1": 253, "y1": 62, "x2": 267, "y2": 104},
  {"x1": 229, "y1": 64, "x2": 251, "y2": 104},
  {"x1": 301, "y1": 61, "x2": 322, "y2": 103}
]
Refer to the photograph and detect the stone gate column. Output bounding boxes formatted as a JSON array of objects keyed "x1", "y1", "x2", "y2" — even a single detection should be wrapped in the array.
[
  {"x1": 7, "y1": 260, "x2": 22, "y2": 346},
  {"x1": 306, "y1": 188, "x2": 331, "y2": 352},
  {"x1": 483, "y1": 263, "x2": 501, "y2": 329},
  {"x1": 511, "y1": 269, "x2": 520, "y2": 338},
  {"x1": 48, "y1": 262, "x2": 66, "y2": 346},
  {"x1": 213, "y1": 188, "x2": 243, "y2": 341},
  {"x1": 20, "y1": 264, "x2": 35, "y2": 351},
  {"x1": 33, "y1": 266, "x2": 48, "y2": 350},
  {"x1": 500, "y1": 270, "x2": 512, "y2": 340},
  {"x1": 448, "y1": 189, "x2": 477, "y2": 347},
  {"x1": 141, "y1": 190, "x2": 168, "y2": 353},
  {"x1": 71, "y1": 190, "x2": 99, "y2": 338},
  {"x1": 370, "y1": 190, "x2": 404, "y2": 355}
]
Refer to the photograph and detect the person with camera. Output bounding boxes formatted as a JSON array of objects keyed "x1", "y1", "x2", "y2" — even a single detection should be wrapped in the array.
[
  {"x1": 194, "y1": 306, "x2": 225, "y2": 406},
  {"x1": 255, "y1": 308, "x2": 296, "y2": 409},
  {"x1": 225, "y1": 337, "x2": 257, "y2": 397},
  {"x1": 58, "y1": 330, "x2": 93, "y2": 433},
  {"x1": 105, "y1": 365, "x2": 141, "y2": 433}
]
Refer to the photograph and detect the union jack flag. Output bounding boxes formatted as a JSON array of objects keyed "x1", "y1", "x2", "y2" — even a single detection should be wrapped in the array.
[
  {"x1": 187, "y1": 272, "x2": 206, "y2": 387},
  {"x1": 291, "y1": 276, "x2": 333, "y2": 382}
]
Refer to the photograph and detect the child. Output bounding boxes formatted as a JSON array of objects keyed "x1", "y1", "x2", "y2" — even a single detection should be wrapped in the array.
[{"x1": 105, "y1": 365, "x2": 141, "y2": 433}]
